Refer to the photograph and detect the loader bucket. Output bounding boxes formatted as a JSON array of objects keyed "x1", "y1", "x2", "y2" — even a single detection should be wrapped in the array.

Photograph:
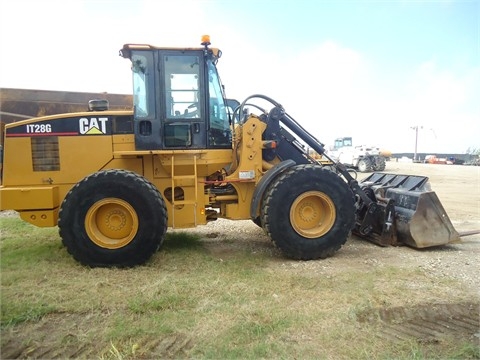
[{"x1": 356, "y1": 173, "x2": 461, "y2": 248}]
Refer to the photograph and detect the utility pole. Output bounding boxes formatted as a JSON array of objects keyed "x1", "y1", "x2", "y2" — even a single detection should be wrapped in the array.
[{"x1": 410, "y1": 126, "x2": 422, "y2": 162}]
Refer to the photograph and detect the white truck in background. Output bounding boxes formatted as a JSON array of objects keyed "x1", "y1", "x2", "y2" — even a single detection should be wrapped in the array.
[{"x1": 327, "y1": 137, "x2": 387, "y2": 172}]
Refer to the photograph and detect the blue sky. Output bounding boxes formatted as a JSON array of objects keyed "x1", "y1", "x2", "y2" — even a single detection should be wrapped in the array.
[{"x1": 1, "y1": 0, "x2": 478, "y2": 154}]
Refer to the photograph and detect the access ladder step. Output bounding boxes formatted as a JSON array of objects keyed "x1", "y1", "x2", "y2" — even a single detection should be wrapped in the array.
[{"x1": 172, "y1": 175, "x2": 197, "y2": 181}]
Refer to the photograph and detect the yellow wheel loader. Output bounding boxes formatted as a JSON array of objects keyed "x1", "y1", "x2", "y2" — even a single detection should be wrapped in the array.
[{"x1": 0, "y1": 36, "x2": 471, "y2": 267}]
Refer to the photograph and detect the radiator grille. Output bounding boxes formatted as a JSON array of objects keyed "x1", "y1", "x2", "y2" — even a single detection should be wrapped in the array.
[{"x1": 31, "y1": 137, "x2": 60, "y2": 171}]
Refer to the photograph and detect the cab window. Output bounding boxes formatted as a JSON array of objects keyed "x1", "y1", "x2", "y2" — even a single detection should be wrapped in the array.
[{"x1": 164, "y1": 55, "x2": 200, "y2": 118}]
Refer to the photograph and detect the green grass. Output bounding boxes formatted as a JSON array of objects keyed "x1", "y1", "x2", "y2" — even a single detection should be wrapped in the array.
[
  {"x1": 1, "y1": 216, "x2": 479, "y2": 359},
  {"x1": 0, "y1": 217, "x2": 66, "y2": 268},
  {"x1": 1, "y1": 301, "x2": 58, "y2": 327}
]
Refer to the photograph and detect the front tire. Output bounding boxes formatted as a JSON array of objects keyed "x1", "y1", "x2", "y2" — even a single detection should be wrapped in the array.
[
  {"x1": 261, "y1": 164, "x2": 355, "y2": 260},
  {"x1": 58, "y1": 170, "x2": 167, "y2": 267},
  {"x1": 357, "y1": 157, "x2": 372, "y2": 172}
]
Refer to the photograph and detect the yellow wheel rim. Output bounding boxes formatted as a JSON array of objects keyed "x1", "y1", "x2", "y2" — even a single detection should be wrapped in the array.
[
  {"x1": 290, "y1": 191, "x2": 336, "y2": 238},
  {"x1": 85, "y1": 198, "x2": 139, "y2": 249}
]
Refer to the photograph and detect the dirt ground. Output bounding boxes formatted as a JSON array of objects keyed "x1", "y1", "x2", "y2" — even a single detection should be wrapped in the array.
[{"x1": 197, "y1": 161, "x2": 480, "y2": 293}]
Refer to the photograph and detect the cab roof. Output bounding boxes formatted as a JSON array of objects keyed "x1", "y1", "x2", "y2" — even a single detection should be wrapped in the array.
[{"x1": 119, "y1": 44, "x2": 221, "y2": 59}]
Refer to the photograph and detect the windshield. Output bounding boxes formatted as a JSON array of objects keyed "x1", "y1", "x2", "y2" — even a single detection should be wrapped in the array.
[{"x1": 207, "y1": 61, "x2": 230, "y2": 147}]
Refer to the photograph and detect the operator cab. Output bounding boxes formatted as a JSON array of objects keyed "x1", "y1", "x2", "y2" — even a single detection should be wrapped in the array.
[
  {"x1": 333, "y1": 137, "x2": 352, "y2": 150},
  {"x1": 119, "y1": 36, "x2": 231, "y2": 150}
]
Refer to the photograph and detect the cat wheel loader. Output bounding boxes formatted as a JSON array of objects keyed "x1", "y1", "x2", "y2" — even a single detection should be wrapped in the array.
[{"x1": 0, "y1": 36, "x2": 470, "y2": 267}]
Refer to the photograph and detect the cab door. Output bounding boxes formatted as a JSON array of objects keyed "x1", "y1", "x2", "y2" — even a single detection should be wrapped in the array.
[{"x1": 161, "y1": 51, "x2": 207, "y2": 149}]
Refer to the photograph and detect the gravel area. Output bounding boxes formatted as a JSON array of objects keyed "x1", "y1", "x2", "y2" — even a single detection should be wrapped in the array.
[{"x1": 184, "y1": 217, "x2": 480, "y2": 296}]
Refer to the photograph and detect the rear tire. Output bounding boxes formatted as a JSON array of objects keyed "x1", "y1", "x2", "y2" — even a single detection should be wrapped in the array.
[
  {"x1": 58, "y1": 170, "x2": 167, "y2": 267},
  {"x1": 261, "y1": 164, "x2": 355, "y2": 260},
  {"x1": 373, "y1": 156, "x2": 386, "y2": 171}
]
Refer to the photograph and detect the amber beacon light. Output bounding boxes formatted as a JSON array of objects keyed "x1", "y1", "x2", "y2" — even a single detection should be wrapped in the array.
[{"x1": 201, "y1": 35, "x2": 211, "y2": 46}]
